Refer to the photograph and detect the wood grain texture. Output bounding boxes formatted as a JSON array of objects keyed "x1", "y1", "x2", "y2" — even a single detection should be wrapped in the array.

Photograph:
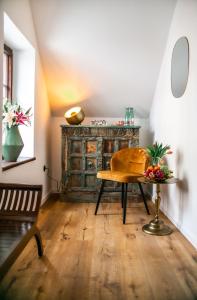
[{"x1": 0, "y1": 200, "x2": 196, "y2": 300}]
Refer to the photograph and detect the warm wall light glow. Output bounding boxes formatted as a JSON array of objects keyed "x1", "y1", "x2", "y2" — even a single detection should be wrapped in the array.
[
  {"x1": 63, "y1": 86, "x2": 81, "y2": 102},
  {"x1": 45, "y1": 67, "x2": 92, "y2": 115},
  {"x1": 50, "y1": 81, "x2": 89, "y2": 106}
]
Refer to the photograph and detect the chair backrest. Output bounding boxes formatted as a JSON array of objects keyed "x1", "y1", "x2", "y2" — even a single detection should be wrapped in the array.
[
  {"x1": 111, "y1": 148, "x2": 149, "y2": 174},
  {"x1": 0, "y1": 183, "x2": 42, "y2": 221}
]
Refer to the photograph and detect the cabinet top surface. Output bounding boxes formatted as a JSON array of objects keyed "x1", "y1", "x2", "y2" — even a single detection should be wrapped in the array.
[{"x1": 60, "y1": 125, "x2": 141, "y2": 129}]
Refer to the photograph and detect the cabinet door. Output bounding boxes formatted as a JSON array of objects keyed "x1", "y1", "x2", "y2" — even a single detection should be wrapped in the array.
[
  {"x1": 67, "y1": 137, "x2": 102, "y2": 191},
  {"x1": 67, "y1": 138, "x2": 83, "y2": 190},
  {"x1": 85, "y1": 137, "x2": 103, "y2": 190}
]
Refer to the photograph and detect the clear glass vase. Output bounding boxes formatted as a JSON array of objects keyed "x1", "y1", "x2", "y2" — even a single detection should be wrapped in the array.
[
  {"x1": 151, "y1": 157, "x2": 160, "y2": 166},
  {"x1": 124, "y1": 107, "x2": 134, "y2": 125}
]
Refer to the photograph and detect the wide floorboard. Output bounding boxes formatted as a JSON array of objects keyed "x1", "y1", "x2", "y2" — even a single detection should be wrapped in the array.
[{"x1": 0, "y1": 200, "x2": 197, "y2": 300}]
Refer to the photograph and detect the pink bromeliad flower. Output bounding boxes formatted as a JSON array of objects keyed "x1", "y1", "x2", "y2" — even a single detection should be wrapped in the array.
[
  {"x1": 166, "y1": 150, "x2": 173, "y2": 154},
  {"x1": 15, "y1": 111, "x2": 30, "y2": 126},
  {"x1": 155, "y1": 170, "x2": 165, "y2": 180}
]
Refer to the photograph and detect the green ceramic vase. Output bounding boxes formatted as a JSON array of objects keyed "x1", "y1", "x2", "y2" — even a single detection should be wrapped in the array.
[{"x1": 2, "y1": 126, "x2": 24, "y2": 162}]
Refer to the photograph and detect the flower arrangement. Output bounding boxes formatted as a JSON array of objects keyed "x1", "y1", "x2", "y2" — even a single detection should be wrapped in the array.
[
  {"x1": 145, "y1": 142, "x2": 173, "y2": 182},
  {"x1": 144, "y1": 165, "x2": 173, "y2": 182},
  {"x1": 3, "y1": 100, "x2": 32, "y2": 128}
]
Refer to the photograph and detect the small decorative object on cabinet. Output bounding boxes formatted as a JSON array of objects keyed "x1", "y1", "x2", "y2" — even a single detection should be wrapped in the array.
[
  {"x1": 64, "y1": 106, "x2": 85, "y2": 125},
  {"x1": 124, "y1": 107, "x2": 134, "y2": 125},
  {"x1": 2, "y1": 100, "x2": 32, "y2": 162},
  {"x1": 61, "y1": 125, "x2": 141, "y2": 202},
  {"x1": 90, "y1": 120, "x2": 107, "y2": 126}
]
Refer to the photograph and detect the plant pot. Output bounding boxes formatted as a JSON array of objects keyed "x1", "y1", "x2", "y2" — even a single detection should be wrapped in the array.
[{"x1": 2, "y1": 126, "x2": 24, "y2": 162}]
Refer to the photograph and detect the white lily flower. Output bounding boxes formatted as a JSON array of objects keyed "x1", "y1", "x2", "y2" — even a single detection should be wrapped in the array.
[
  {"x1": 3, "y1": 99, "x2": 32, "y2": 128},
  {"x1": 3, "y1": 111, "x2": 16, "y2": 128}
]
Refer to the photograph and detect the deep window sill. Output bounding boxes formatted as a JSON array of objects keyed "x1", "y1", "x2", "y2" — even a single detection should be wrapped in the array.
[{"x1": 1, "y1": 157, "x2": 36, "y2": 171}]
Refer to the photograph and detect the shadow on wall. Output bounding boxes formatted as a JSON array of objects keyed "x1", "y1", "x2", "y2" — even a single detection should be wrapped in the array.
[
  {"x1": 177, "y1": 175, "x2": 189, "y2": 229},
  {"x1": 143, "y1": 129, "x2": 155, "y2": 198},
  {"x1": 176, "y1": 149, "x2": 189, "y2": 229},
  {"x1": 160, "y1": 148, "x2": 189, "y2": 229},
  {"x1": 146, "y1": 129, "x2": 154, "y2": 147}
]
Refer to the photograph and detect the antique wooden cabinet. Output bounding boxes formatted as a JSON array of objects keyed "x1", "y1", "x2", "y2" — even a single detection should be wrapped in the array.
[{"x1": 61, "y1": 125, "x2": 140, "y2": 201}]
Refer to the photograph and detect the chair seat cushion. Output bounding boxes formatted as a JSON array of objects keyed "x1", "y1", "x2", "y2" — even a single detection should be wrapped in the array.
[{"x1": 97, "y1": 170, "x2": 144, "y2": 183}]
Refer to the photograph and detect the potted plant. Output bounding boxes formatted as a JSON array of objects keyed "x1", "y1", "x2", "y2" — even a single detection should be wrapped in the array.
[
  {"x1": 2, "y1": 100, "x2": 32, "y2": 162},
  {"x1": 145, "y1": 142, "x2": 173, "y2": 182}
]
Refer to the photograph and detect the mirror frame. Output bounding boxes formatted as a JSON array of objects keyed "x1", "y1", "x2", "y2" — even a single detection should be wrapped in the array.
[{"x1": 171, "y1": 36, "x2": 189, "y2": 98}]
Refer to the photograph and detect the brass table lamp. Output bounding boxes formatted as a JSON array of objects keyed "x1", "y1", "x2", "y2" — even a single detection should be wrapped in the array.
[{"x1": 64, "y1": 106, "x2": 85, "y2": 125}]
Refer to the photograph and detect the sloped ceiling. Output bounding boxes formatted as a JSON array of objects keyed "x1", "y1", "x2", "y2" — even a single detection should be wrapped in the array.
[{"x1": 30, "y1": 0, "x2": 176, "y2": 118}]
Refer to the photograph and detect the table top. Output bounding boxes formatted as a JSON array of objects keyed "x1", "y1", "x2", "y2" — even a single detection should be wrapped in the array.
[
  {"x1": 138, "y1": 177, "x2": 179, "y2": 184},
  {"x1": 60, "y1": 124, "x2": 141, "y2": 129}
]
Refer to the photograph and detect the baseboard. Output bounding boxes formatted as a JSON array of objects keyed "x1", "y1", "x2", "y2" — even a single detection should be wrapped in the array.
[
  {"x1": 41, "y1": 189, "x2": 53, "y2": 205},
  {"x1": 56, "y1": 191, "x2": 152, "y2": 203},
  {"x1": 49, "y1": 191, "x2": 62, "y2": 200},
  {"x1": 152, "y1": 198, "x2": 197, "y2": 249}
]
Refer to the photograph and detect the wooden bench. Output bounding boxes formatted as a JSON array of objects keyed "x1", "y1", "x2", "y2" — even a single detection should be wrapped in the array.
[{"x1": 0, "y1": 183, "x2": 43, "y2": 280}]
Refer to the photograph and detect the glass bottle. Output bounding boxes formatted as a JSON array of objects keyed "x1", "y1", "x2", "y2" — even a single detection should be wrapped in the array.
[{"x1": 124, "y1": 107, "x2": 134, "y2": 125}]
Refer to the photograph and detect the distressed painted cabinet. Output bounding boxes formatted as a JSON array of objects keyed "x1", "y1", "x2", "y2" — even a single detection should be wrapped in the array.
[{"x1": 61, "y1": 125, "x2": 140, "y2": 201}]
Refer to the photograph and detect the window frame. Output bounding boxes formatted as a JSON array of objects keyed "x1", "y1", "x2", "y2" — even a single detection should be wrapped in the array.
[{"x1": 3, "y1": 44, "x2": 13, "y2": 101}]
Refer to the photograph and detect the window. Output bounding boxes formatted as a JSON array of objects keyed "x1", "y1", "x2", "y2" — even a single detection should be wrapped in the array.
[
  {"x1": 3, "y1": 13, "x2": 35, "y2": 159},
  {"x1": 3, "y1": 44, "x2": 13, "y2": 101}
]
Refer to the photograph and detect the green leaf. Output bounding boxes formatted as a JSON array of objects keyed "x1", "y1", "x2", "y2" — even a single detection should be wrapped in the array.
[
  {"x1": 25, "y1": 107, "x2": 31, "y2": 115},
  {"x1": 146, "y1": 142, "x2": 171, "y2": 163},
  {"x1": 4, "y1": 104, "x2": 8, "y2": 113}
]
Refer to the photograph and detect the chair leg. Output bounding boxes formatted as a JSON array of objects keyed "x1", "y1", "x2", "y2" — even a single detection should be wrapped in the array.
[
  {"x1": 121, "y1": 183, "x2": 124, "y2": 208},
  {"x1": 95, "y1": 180, "x2": 105, "y2": 215},
  {"x1": 34, "y1": 226, "x2": 44, "y2": 257},
  {"x1": 138, "y1": 182, "x2": 150, "y2": 215},
  {"x1": 123, "y1": 183, "x2": 128, "y2": 224}
]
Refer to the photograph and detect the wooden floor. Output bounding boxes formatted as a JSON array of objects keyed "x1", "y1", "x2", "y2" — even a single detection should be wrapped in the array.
[{"x1": 0, "y1": 200, "x2": 197, "y2": 300}]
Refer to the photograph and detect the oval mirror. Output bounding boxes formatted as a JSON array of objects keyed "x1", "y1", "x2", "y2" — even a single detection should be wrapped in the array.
[{"x1": 171, "y1": 37, "x2": 189, "y2": 98}]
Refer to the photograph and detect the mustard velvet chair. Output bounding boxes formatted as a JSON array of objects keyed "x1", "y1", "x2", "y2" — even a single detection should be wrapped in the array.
[{"x1": 95, "y1": 147, "x2": 150, "y2": 224}]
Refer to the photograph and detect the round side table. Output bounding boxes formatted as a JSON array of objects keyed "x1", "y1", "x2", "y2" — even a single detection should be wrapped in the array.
[{"x1": 138, "y1": 177, "x2": 179, "y2": 236}]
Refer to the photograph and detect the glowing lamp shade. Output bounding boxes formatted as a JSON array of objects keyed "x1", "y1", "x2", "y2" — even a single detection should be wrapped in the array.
[{"x1": 64, "y1": 106, "x2": 85, "y2": 125}]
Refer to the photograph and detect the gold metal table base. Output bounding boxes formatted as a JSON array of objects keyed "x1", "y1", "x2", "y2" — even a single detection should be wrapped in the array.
[
  {"x1": 142, "y1": 219, "x2": 172, "y2": 236},
  {"x1": 141, "y1": 181, "x2": 173, "y2": 236}
]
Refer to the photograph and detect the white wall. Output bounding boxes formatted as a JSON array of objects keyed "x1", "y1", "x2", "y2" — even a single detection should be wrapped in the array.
[
  {"x1": 30, "y1": 0, "x2": 176, "y2": 118},
  {"x1": 0, "y1": 0, "x2": 51, "y2": 202},
  {"x1": 150, "y1": 0, "x2": 197, "y2": 248},
  {"x1": 50, "y1": 117, "x2": 151, "y2": 192}
]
